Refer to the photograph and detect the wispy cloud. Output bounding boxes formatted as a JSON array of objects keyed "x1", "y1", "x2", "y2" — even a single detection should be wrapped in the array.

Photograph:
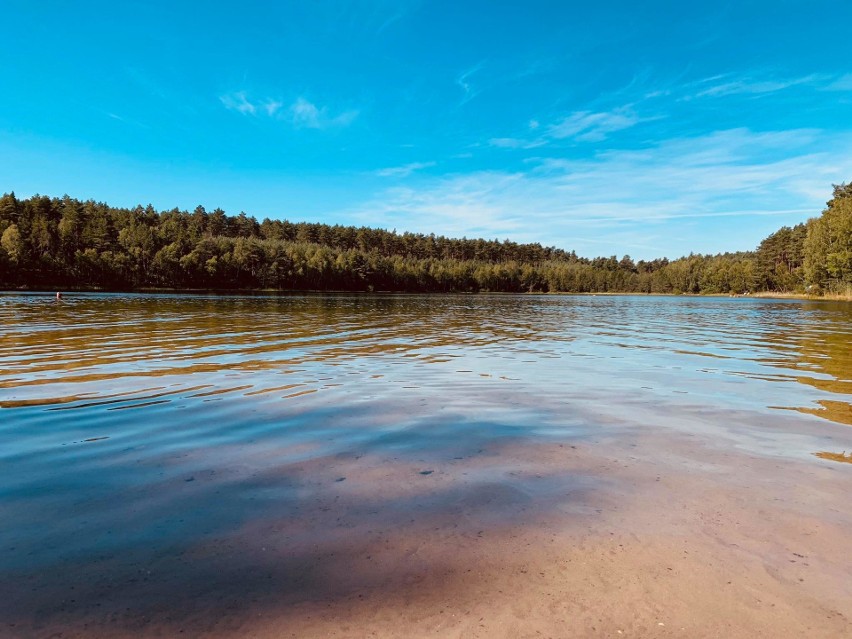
[
  {"x1": 593, "y1": 70, "x2": 852, "y2": 110},
  {"x1": 101, "y1": 111, "x2": 150, "y2": 129},
  {"x1": 824, "y1": 74, "x2": 852, "y2": 91},
  {"x1": 376, "y1": 8, "x2": 407, "y2": 34},
  {"x1": 343, "y1": 128, "x2": 852, "y2": 258},
  {"x1": 488, "y1": 137, "x2": 546, "y2": 149},
  {"x1": 672, "y1": 72, "x2": 852, "y2": 101},
  {"x1": 548, "y1": 109, "x2": 641, "y2": 142},
  {"x1": 220, "y1": 92, "x2": 358, "y2": 129},
  {"x1": 456, "y1": 62, "x2": 485, "y2": 105},
  {"x1": 220, "y1": 91, "x2": 257, "y2": 115},
  {"x1": 263, "y1": 100, "x2": 283, "y2": 117},
  {"x1": 489, "y1": 107, "x2": 647, "y2": 148},
  {"x1": 289, "y1": 97, "x2": 359, "y2": 129},
  {"x1": 375, "y1": 161, "x2": 436, "y2": 178},
  {"x1": 488, "y1": 68, "x2": 851, "y2": 151},
  {"x1": 691, "y1": 74, "x2": 821, "y2": 99}
]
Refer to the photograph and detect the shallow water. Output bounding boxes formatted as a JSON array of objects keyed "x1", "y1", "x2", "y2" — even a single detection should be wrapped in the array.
[{"x1": 1, "y1": 293, "x2": 850, "y2": 632}]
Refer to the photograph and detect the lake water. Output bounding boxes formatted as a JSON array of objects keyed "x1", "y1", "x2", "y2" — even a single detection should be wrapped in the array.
[{"x1": 1, "y1": 293, "x2": 850, "y2": 635}]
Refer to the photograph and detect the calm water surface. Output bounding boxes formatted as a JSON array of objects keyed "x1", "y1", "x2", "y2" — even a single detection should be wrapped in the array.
[{"x1": 1, "y1": 293, "x2": 850, "y2": 630}]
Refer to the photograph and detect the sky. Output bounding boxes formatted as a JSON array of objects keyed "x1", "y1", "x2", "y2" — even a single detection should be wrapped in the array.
[{"x1": 2, "y1": 0, "x2": 852, "y2": 260}]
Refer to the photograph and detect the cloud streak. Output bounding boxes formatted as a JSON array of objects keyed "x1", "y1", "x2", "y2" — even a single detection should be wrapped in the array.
[
  {"x1": 489, "y1": 107, "x2": 647, "y2": 148},
  {"x1": 220, "y1": 91, "x2": 257, "y2": 115},
  {"x1": 375, "y1": 161, "x2": 436, "y2": 178},
  {"x1": 456, "y1": 62, "x2": 485, "y2": 105},
  {"x1": 690, "y1": 74, "x2": 821, "y2": 98},
  {"x1": 289, "y1": 97, "x2": 359, "y2": 129},
  {"x1": 547, "y1": 109, "x2": 641, "y2": 142},
  {"x1": 675, "y1": 72, "x2": 852, "y2": 101},
  {"x1": 345, "y1": 128, "x2": 852, "y2": 258},
  {"x1": 487, "y1": 69, "x2": 852, "y2": 151},
  {"x1": 824, "y1": 74, "x2": 852, "y2": 91},
  {"x1": 220, "y1": 92, "x2": 358, "y2": 129}
]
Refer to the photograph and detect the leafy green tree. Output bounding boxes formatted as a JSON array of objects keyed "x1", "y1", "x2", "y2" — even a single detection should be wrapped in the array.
[
  {"x1": 0, "y1": 192, "x2": 20, "y2": 227},
  {"x1": 804, "y1": 184, "x2": 852, "y2": 293},
  {"x1": 118, "y1": 220, "x2": 158, "y2": 286},
  {"x1": 209, "y1": 208, "x2": 227, "y2": 237},
  {"x1": 1, "y1": 224, "x2": 24, "y2": 265},
  {"x1": 0, "y1": 185, "x2": 848, "y2": 295}
]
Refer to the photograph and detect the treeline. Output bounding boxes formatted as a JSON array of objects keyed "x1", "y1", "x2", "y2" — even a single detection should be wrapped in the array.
[{"x1": 0, "y1": 184, "x2": 849, "y2": 294}]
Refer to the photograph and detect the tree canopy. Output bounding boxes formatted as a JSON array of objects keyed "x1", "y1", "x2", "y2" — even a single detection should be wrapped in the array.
[
  {"x1": 804, "y1": 184, "x2": 852, "y2": 294},
  {"x1": 0, "y1": 185, "x2": 849, "y2": 296}
]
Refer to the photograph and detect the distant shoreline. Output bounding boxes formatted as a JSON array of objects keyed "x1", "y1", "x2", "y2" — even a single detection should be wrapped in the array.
[
  {"x1": 3, "y1": 286, "x2": 850, "y2": 302},
  {"x1": 2, "y1": 191, "x2": 849, "y2": 299}
]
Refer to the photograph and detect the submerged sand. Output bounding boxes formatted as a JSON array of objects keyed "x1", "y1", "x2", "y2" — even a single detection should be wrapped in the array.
[{"x1": 5, "y1": 407, "x2": 851, "y2": 639}]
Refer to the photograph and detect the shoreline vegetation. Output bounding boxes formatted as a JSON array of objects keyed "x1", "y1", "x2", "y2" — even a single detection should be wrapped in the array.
[
  {"x1": 1, "y1": 183, "x2": 850, "y2": 299},
  {"x1": 5, "y1": 286, "x2": 851, "y2": 302}
]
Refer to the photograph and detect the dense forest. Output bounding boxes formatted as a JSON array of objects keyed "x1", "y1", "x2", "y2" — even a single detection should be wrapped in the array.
[{"x1": 1, "y1": 184, "x2": 850, "y2": 295}]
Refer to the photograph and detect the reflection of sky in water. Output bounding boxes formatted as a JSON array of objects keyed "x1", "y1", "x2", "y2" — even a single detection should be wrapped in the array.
[
  {"x1": 0, "y1": 293, "x2": 850, "y2": 630},
  {"x1": 2, "y1": 293, "x2": 849, "y2": 422}
]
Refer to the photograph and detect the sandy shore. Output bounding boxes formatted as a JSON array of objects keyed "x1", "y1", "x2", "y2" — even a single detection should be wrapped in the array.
[{"x1": 6, "y1": 406, "x2": 851, "y2": 639}]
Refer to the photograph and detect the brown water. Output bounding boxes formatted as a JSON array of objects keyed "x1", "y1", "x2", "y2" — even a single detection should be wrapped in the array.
[{"x1": 1, "y1": 293, "x2": 850, "y2": 636}]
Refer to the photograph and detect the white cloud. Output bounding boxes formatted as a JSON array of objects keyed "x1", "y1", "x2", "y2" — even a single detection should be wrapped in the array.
[
  {"x1": 488, "y1": 137, "x2": 546, "y2": 149},
  {"x1": 263, "y1": 100, "x2": 283, "y2": 117},
  {"x1": 824, "y1": 74, "x2": 852, "y2": 91},
  {"x1": 344, "y1": 128, "x2": 852, "y2": 258},
  {"x1": 456, "y1": 62, "x2": 485, "y2": 105},
  {"x1": 101, "y1": 110, "x2": 150, "y2": 129},
  {"x1": 219, "y1": 91, "x2": 257, "y2": 115},
  {"x1": 677, "y1": 73, "x2": 851, "y2": 101},
  {"x1": 220, "y1": 92, "x2": 358, "y2": 129},
  {"x1": 489, "y1": 107, "x2": 647, "y2": 148},
  {"x1": 375, "y1": 161, "x2": 436, "y2": 178},
  {"x1": 488, "y1": 68, "x2": 852, "y2": 152},
  {"x1": 694, "y1": 75, "x2": 820, "y2": 98},
  {"x1": 289, "y1": 97, "x2": 321, "y2": 127},
  {"x1": 547, "y1": 109, "x2": 641, "y2": 142},
  {"x1": 289, "y1": 97, "x2": 359, "y2": 129}
]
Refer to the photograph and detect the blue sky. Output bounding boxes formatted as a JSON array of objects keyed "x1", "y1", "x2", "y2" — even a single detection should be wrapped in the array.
[{"x1": 2, "y1": 0, "x2": 852, "y2": 259}]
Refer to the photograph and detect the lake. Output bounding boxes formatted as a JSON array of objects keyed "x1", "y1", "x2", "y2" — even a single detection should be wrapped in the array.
[{"x1": 1, "y1": 293, "x2": 851, "y2": 638}]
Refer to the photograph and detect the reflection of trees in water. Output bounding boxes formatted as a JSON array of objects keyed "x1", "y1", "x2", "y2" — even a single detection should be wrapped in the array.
[
  {"x1": 783, "y1": 302, "x2": 852, "y2": 426},
  {"x1": 0, "y1": 294, "x2": 574, "y2": 406},
  {"x1": 814, "y1": 451, "x2": 852, "y2": 463},
  {"x1": 3, "y1": 294, "x2": 850, "y2": 426}
]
